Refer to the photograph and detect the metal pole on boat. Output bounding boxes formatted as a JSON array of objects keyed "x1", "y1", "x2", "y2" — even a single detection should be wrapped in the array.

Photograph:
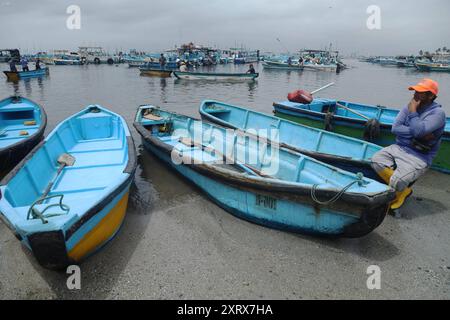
[
  {"x1": 311, "y1": 82, "x2": 335, "y2": 95},
  {"x1": 335, "y1": 102, "x2": 370, "y2": 121}
]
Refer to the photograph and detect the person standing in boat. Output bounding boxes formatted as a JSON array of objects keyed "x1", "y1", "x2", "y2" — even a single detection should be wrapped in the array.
[
  {"x1": 159, "y1": 54, "x2": 167, "y2": 70},
  {"x1": 371, "y1": 78, "x2": 446, "y2": 211},
  {"x1": 287, "y1": 56, "x2": 292, "y2": 66},
  {"x1": 298, "y1": 56, "x2": 304, "y2": 66},
  {"x1": 9, "y1": 59, "x2": 17, "y2": 72},
  {"x1": 35, "y1": 58, "x2": 41, "y2": 70},
  {"x1": 246, "y1": 64, "x2": 256, "y2": 74},
  {"x1": 20, "y1": 57, "x2": 29, "y2": 71}
]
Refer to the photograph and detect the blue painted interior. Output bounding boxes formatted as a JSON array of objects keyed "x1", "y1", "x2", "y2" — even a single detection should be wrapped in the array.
[
  {"x1": 0, "y1": 105, "x2": 131, "y2": 238},
  {"x1": 200, "y1": 100, "x2": 382, "y2": 161},
  {"x1": 0, "y1": 97, "x2": 42, "y2": 149},
  {"x1": 136, "y1": 106, "x2": 389, "y2": 194}
]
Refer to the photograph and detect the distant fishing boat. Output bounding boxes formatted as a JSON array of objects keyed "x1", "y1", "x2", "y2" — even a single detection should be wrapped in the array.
[
  {"x1": 273, "y1": 98, "x2": 450, "y2": 173},
  {"x1": 0, "y1": 96, "x2": 47, "y2": 172},
  {"x1": 0, "y1": 105, "x2": 136, "y2": 269},
  {"x1": 199, "y1": 100, "x2": 382, "y2": 180},
  {"x1": 262, "y1": 61, "x2": 304, "y2": 71},
  {"x1": 3, "y1": 67, "x2": 49, "y2": 81},
  {"x1": 173, "y1": 71, "x2": 259, "y2": 80},
  {"x1": 302, "y1": 63, "x2": 337, "y2": 72},
  {"x1": 139, "y1": 67, "x2": 173, "y2": 77},
  {"x1": 415, "y1": 61, "x2": 450, "y2": 72},
  {"x1": 134, "y1": 105, "x2": 394, "y2": 238}
]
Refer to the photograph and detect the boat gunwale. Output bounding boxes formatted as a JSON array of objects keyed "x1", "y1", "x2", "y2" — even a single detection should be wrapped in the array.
[{"x1": 173, "y1": 71, "x2": 259, "y2": 79}]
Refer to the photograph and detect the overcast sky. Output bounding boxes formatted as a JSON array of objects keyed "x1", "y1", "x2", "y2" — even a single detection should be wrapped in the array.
[{"x1": 1, "y1": 0, "x2": 449, "y2": 56}]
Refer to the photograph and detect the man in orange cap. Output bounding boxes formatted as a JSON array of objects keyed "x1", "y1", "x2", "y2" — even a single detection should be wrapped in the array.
[{"x1": 371, "y1": 78, "x2": 446, "y2": 211}]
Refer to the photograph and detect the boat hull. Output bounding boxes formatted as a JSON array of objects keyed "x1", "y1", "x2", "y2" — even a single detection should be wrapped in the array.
[
  {"x1": 140, "y1": 68, "x2": 172, "y2": 77},
  {"x1": 139, "y1": 137, "x2": 387, "y2": 238},
  {"x1": 3, "y1": 68, "x2": 49, "y2": 81},
  {"x1": 273, "y1": 102, "x2": 450, "y2": 174},
  {"x1": 173, "y1": 71, "x2": 258, "y2": 80},
  {"x1": 262, "y1": 61, "x2": 304, "y2": 71},
  {"x1": 415, "y1": 62, "x2": 450, "y2": 72}
]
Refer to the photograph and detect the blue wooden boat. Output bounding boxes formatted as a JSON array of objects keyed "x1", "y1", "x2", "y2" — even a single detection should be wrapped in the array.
[
  {"x1": 273, "y1": 98, "x2": 450, "y2": 173},
  {"x1": 199, "y1": 100, "x2": 382, "y2": 180},
  {"x1": 134, "y1": 106, "x2": 394, "y2": 238},
  {"x1": 415, "y1": 61, "x2": 450, "y2": 72},
  {"x1": 0, "y1": 105, "x2": 136, "y2": 269},
  {"x1": 173, "y1": 71, "x2": 259, "y2": 80},
  {"x1": 142, "y1": 61, "x2": 178, "y2": 70},
  {"x1": 0, "y1": 96, "x2": 47, "y2": 172},
  {"x1": 3, "y1": 67, "x2": 49, "y2": 81},
  {"x1": 262, "y1": 61, "x2": 304, "y2": 70}
]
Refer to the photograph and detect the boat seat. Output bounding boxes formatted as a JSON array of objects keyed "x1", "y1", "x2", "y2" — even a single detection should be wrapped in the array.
[
  {"x1": 69, "y1": 138, "x2": 124, "y2": 153},
  {"x1": 64, "y1": 149, "x2": 126, "y2": 169},
  {"x1": 143, "y1": 113, "x2": 162, "y2": 121},
  {"x1": 51, "y1": 166, "x2": 125, "y2": 193},
  {"x1": 204, "y1": 108, "x2": 230, "y2": 114}
]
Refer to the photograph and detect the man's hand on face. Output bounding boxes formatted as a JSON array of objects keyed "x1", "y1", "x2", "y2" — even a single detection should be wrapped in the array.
[{"x1": 408, "y1": 97, "x2": 421, "y2": 113}]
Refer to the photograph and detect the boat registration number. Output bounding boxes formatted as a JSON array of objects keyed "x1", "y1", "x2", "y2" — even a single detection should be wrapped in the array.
[{"x1": 255, "y1": 194, "x2": 277, "y2": 211}]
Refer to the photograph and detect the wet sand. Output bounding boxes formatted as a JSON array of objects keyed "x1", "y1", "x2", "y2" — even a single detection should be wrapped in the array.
[{"x1": 1, "y1": 149, "x2": 449, "y2": 300}]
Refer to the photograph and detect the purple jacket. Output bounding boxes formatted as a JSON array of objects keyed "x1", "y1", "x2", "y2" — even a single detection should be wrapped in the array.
[{"x1": 392, "y1": 102, "x2": 446, "y2": 166}]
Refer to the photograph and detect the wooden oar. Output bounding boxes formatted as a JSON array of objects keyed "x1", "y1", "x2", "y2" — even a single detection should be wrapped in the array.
[
  {"x1": 40, "y1": 153, "x2": 76, "y2": 199},
  {"x1": 178, "y1": 137, "x2": 269, "y2": 177}
]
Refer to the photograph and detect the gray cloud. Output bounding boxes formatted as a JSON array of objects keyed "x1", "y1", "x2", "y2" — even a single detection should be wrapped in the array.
[{"x1": 0, "y1": 0, "x2": 449, "y2": 55}]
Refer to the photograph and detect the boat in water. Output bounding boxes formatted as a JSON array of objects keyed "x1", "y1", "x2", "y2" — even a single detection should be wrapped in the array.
[
  {"x1": 262, "y1": 60, "x2": 304, "y2": 71},
  {"x1": 3, "y1": 67, "x2": 49, "y2": 81},
  {"x1": 173, "y1": 71, "x2": 259, "y2": 80},
  {"x1": 273, "y1": 98, "x2": 450, "y2": 173},
  {"x1": 0, "y1": 105, "x2": 136, "y2": 269},
  {"x1": 0, "y1": 96, "x2": 47, "y2": 172},
  {"x1": 134, "y1": 105, "x2": 394, "y2": 238},
  {"x1": 199, "y1": 100, "x2": 382, "y2": 180},
  {"x1": 139, "y1": 67, "x2": 173, "y2": 77},
  {"x1": 415, "y1": 61, "x2": 450, "y2": 72}
]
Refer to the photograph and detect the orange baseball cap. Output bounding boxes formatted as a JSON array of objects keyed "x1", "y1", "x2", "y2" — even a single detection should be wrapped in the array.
[{"x1": 408, "y1": 78, "x2": 439, "y2": 95}]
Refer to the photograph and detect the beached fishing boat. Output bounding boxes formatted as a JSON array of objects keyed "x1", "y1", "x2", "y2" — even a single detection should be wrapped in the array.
[
  {"x1": 139, "y1": 67, "x2": 173, "y2": 77},
  {"x1": 199, "y1": 100, "x2": 382, "y2": 180},
  {"x1": 0, "y1": 105, "x2": 136, "y2": 269},
  {"x1": 134, "y1": 106, "x2": 394, "y2": 238},
  {"x1": 415, "y1": 61, "x2": 450, "y2": 72},
  {"x1": 273, "y1": 99, "x2": 450, "y2": 173},
  {"x1": 0, "y1": 96, "x2": 47, "y2": 172},
  {"x1": 262, "y1": 61, "x2": 304, "y2": 71},
  {"x1": 173, "y1": 71, "x2": 258, "y2": 80},
  {"x1": 3, "y1": 67, "x2": 49, "y2": 81}
]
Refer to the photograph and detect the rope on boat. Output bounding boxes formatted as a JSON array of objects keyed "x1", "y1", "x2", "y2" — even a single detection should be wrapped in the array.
[
  {"x1": 311, "y1": 172, "x2": 364, "y2": 206},
  {"x1": 27, "y1": 194, "x2": 70, "y2": 224}
]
